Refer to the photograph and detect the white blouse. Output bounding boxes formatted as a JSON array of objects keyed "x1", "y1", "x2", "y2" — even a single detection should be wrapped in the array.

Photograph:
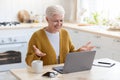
[{"x1": 45, "y1": 30, "x2": 60, "y2": 59}]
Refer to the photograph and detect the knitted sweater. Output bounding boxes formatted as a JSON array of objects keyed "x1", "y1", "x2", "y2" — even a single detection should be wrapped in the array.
[{"x1": 25, "y1": 27, "x2": 78, "y2": 66}]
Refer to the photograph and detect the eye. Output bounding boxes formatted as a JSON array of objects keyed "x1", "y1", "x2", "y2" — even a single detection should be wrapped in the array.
[{"x1": 60, "y1": 20, "x2": 63, "y2": 22}]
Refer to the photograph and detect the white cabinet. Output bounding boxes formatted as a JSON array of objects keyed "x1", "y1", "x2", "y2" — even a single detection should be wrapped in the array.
[
  {"x1": 111, "y1": 39, "x2": 120, "y2": 61},
  {"x1": 88, "y1": 34, "x2": 114, "y2": 59},
  {"x1": 65, "y1": 28, "x2": 120, "y2": 62},
  {"x1": 66, "y1": 28, "x2": 90, "y2": 49}
]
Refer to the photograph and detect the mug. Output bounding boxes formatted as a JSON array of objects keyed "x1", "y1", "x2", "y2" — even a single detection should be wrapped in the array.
[{"x1": 31, "y1": 60, "x2": 43, "y2": 74}]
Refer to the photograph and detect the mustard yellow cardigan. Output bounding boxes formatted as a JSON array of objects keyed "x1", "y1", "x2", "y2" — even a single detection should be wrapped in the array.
[{"x1": 25, "y1": 27, "x2": 79, "y2": 66}]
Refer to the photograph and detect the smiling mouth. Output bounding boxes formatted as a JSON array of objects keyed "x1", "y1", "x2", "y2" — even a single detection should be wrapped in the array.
[{"x1": 55, "y1": 26, "x2": 61, "y2": 29}]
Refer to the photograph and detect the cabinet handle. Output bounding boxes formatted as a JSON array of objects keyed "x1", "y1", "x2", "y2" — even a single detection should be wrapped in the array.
[
  {"x1": 73, "y1": 30, "x2": 79, "y2": 33},
  {"x1": 113, "y1": 39, "x2": 120, "y2": 42},
  {"x1": 94, "y1": 35, "x2": 101, "y2": 38},
  {"x1": 96, "y1": 46, "x2": 101, "y2": 49}
]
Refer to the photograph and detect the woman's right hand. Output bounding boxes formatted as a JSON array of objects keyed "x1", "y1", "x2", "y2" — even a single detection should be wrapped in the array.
[{"x1": 33, "y1": 45, "x2": 46, "y2": 57}]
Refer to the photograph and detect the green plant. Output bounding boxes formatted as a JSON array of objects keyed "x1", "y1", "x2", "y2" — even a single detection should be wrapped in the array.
[{"x1": 84, "y1": 12, "x2": 109, "y2": 25}]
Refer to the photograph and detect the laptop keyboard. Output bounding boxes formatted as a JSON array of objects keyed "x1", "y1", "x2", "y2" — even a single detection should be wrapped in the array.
[
  {"x1": 53, "y1": 66, "x2": 64, "y2": 73},
  {"x1": 59, "y1": 68, "x2": 63, "y2": 71}
]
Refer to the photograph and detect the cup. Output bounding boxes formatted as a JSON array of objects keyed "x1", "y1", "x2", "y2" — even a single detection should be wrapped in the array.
[{"x1": 31, "y1": 60, "x2": 43, "y2": 74}]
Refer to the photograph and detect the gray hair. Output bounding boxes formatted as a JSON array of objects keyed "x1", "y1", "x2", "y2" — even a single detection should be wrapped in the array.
[{"x1": 46, "y1": 5, "x2": 65, "y2": 18}]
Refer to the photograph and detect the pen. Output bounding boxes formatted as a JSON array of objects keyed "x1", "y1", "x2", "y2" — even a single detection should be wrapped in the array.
[{"x1": 98, "y1": 62, "x2": 111, "y2": 65}]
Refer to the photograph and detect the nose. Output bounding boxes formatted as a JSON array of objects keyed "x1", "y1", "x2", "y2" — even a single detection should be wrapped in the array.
[{"x1": 58, "y1": 21, "x2": 61, "y2": 26}]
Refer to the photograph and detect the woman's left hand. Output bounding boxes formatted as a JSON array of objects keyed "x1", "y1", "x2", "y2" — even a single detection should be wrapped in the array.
[{"x1": 78, "y1": 42, "x2": 95, "y2": 51}]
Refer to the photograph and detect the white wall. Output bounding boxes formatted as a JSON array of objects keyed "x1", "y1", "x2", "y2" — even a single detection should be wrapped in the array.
[
  {"x1": 60, "y1": 0, "x2": 77, "y2": 22},
  {"x1": 0, "y1": 0, "x2": 60, "y2": 22},
  {"x1": 0, "y1": 0, "x2": 76, "y2": 22}
]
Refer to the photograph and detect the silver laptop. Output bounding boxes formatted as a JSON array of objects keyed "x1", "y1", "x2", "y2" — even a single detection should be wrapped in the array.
[{"x1": 53, "y1": 51, "x2": 96, "y2": 74}]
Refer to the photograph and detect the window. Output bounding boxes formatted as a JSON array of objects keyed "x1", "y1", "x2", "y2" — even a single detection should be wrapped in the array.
[{"x1": 77, "y1": 0, "x2": 120, "y2": 26}]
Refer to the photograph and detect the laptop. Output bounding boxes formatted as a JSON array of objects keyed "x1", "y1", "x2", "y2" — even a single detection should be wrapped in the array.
[{"x1": 53, "y1": 51, "x2": 96, "y2": 74}]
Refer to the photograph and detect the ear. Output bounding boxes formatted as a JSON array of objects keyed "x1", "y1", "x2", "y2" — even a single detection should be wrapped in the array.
[{"x1": 46, "y1": 17, "x2": 48, "y2": 22}]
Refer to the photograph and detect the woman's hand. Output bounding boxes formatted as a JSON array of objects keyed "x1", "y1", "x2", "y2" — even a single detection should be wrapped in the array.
[
  {"x1": 78, "y1": 42, "x2": 95, "y2": 51},
  {"x1": 33, "y1": 45, "x2": 46, "y2": 57}
]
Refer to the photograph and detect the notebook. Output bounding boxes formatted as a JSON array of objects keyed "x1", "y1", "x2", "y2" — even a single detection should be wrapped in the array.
[
  {"x1": 93, "y1": 58, "x2": 115, "y2": 68},
  {"x1": 53, "y1": 51, "x2": 96, "y2": 74}
]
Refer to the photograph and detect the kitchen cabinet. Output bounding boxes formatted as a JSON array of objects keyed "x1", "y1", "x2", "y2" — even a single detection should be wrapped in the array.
[
  {"x1": 111, "y1": 38, "x2": 120, "y2": 61},
  {"x1": 0, "y1": 27, "x2": 41, "y2": 71},
  {"x1": 65, "y1": 28, "x2": 120, "y2": 61},
  {"x1": 66, "y1": 28, "x2": 89, "y2": 49}
]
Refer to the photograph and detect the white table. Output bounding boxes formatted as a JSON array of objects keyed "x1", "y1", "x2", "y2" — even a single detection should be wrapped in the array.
[{"x1": 10, "y1": 58, "x2": 120, "y2": 80}]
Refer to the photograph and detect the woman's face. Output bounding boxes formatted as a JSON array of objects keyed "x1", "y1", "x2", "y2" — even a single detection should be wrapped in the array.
[{"x1": 46, "y1": 14, "x2": 64, "y2": 33}]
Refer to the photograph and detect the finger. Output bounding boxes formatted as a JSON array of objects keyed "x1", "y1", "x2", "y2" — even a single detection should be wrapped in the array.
[
  {"x1": 33, "y1": 45, "x2": 38, "y2": 50},
  {"x1": 36, "y1": 53, "x2": 46, "y2": 57},
  {"x1": 41, "y1": 53, "x2": 46, "y2": 56},
  {"x1": 88, "y1": 46, "x2": 95, "y2": 50},
  {"x1": 84, "y1": 41, "x2": 91, "y2": 46},
  {"x1": 79, "y1": 47, "x2": 87, "y2": 51},
  {"x1": 38, "y1": 53, "x2": 46, "y2": 57},
  {"x1": 79, "y1": 45, "x2": 95, "y2": 51}
]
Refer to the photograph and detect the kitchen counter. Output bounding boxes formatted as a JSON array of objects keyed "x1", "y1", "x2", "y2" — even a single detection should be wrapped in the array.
[
  {"x1": 0, "y1": 22, "x2": 120, "y2": 39},
  {"x1": 0, "y1": 23, "x2": 47, "y2": 30},
  {"x1": 63, "y1": 23, "x2": 120, "y2": 39}
]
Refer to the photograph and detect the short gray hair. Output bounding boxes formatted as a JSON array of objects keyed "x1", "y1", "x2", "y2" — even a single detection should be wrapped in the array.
[{"x1": 46, "y1": 5, "x2": 65, "y2": 18}]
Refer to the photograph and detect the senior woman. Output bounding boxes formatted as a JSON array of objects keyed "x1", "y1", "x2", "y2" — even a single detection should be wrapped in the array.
[{"x1": 25, "y1": 5, "x2": 94, "y2": 66}]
